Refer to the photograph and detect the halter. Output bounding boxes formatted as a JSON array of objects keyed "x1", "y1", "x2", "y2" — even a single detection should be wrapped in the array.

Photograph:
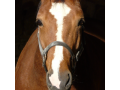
[{"x1": 37, "y1": 26, "x2": 84, "y2": 72}]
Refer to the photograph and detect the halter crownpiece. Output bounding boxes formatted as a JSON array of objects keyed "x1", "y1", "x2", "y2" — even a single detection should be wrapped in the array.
[{"x1": 37, "y1": 26, "x2": 84, "y2": 72}]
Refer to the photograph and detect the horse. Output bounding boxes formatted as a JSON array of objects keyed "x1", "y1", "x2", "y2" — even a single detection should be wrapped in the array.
[{"x1": 15, "y1": 0, "x2": 87, "y2": 90}]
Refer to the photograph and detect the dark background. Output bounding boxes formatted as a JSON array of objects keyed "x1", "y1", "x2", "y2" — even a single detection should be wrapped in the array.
[{"x1": 15, "y1": 0, "x2": 105, "y2": 89}]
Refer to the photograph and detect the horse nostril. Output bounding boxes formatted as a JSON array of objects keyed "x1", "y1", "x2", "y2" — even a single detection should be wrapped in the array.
[
  {"x1": 46, "y1": 72, "x2": 52, "y2": 88},
  {"x1": 65, "y1": 73, "x2": 72, "y2": 89},
  {"x1": 65, "y1": 74, "x2": 70, "y2": 86},
  {"x1": 65, "y1": 74, "x2": 70, "y2": 87}
]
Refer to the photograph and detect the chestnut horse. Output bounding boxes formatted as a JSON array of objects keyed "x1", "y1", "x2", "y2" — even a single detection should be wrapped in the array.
[{"x1": 15, "y1": 0, "x2": 85, "y2": 90}]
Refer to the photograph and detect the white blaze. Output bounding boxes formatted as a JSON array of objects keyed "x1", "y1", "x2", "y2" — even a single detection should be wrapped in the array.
[{"x1": 49, "y1": 3, "x2": 71, "y2": 89}]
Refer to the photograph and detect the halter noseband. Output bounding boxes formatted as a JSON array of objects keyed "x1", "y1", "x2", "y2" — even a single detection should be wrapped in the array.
[{"x1": 37, "y1": 26, "x2": 84, "y2": 72}]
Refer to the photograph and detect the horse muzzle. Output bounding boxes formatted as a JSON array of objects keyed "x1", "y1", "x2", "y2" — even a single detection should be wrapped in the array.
[{"x1": 46, "y1": 70, "x2": 72, "y2": 90}]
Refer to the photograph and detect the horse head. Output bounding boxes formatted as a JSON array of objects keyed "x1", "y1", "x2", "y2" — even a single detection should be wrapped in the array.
[{"x1": 36, "y1": 0, "x2": 84, "y2": 89}]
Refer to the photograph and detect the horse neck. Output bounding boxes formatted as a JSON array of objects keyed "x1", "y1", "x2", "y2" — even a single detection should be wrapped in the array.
[{"x1": 16, "y1": 28, "x2": 46, "y2": 86}]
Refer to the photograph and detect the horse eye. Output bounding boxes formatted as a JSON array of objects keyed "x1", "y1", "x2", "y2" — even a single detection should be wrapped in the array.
[
  {"x1": 37, "y1": 20, "x2": 43, "y2": 26},
  {"x1": 78, "y1": 18, "x2": 85, "y2": 26}
]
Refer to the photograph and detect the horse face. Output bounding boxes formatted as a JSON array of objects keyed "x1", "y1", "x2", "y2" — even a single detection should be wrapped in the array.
[{"x1": 36, "y1": 0, "x2": 84, "y2": 90}]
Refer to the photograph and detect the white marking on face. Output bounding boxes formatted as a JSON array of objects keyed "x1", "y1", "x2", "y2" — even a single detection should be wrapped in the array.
[{"x1": 49, "y1": 3, "x2": 71, "y2": 89}]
